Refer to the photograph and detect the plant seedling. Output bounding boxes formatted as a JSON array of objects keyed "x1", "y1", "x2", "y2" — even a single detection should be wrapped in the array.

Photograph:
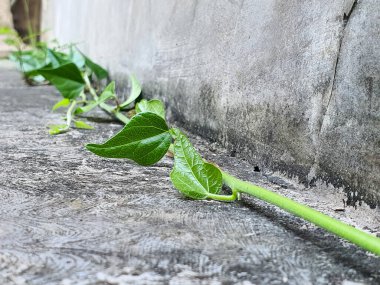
[
  {"x1": 1, "y1": 29, "x2": 142, "y2": 134},
  {"x1": 4, "y1": 27, "x2": 379, "y2": 257},
  {"x1": 86, "y1": 100, "x2": 380, "y2": 256}
]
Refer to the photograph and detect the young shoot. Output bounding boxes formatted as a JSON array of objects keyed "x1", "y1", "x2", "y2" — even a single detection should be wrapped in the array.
[
  {"x1": 86, "y1": 100, "x2": 380, "y2": 256},
  {"x1": 1, "y1": 31, "x2": 142, "y2": 134}
]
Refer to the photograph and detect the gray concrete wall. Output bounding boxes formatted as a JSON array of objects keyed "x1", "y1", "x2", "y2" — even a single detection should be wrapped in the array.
[
  {"x1": 0, "y1": 0, "x2": 13, "y2": 28},
  {"x1": 41, "y1": 0, "x2": 380, "y2": 206}
]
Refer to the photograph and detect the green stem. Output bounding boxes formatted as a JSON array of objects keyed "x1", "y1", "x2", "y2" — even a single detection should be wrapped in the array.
[
  {"x1": 221, "y1": 170, "x2": 380, "y2": 256},
  {"x1": 207, "y1": 188, "x2": 238, "y2": 202},
  {"x1": 83, "y1": 73, "x2": 129, "y2": 124},
  {"x1": 83, "y1": 73, "x2": 98, "y2": 100},
  {"x1": 66, "y1": 100, "x2": 77, "y2": 127},
  {"x1": 99, "y1": 103, "x2": 130, "y2": 124}
]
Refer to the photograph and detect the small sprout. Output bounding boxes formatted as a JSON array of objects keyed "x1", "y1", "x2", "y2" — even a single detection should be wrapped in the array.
[
  {"x1": 48, "y1": 124, "x2": 69, "y2": 135},
  {"x1": 52, "y1": 98, "x2": 70, "y2": 111},
  {"x1": 74, "y1": 120, "x2": 94, "y2": 130}
]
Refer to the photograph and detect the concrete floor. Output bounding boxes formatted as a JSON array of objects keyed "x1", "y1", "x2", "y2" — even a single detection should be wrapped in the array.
[{"x1": 0, "y1": 62, "x2": 379, "y2": 284}]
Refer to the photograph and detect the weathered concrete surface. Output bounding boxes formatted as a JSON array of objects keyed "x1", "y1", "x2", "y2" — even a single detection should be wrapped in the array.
[
  {"x1": 40, "y1": 0, "x2": 380, "y2": 206},
  {"x1": 0, "y1": 0, "x2": 13, "y2": 28},
  {"x1": 1, "y1": 63, "x2": 380, "y2": 284}
]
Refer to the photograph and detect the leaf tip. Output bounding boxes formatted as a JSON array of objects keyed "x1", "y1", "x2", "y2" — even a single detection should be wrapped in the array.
[{"x1": 85, "y1": 143, "x2": 98, "y2": 152}]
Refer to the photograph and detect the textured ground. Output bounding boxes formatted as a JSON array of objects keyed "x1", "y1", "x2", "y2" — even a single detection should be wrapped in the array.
[{"x1": 0, "y1": 62, "x2": 379, "y2": 285}]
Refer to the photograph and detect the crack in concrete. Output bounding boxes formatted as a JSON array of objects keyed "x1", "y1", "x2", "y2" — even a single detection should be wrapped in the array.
[
  {"x1": 320, "y1": 0, "x2": 358, "y2": 136},
  {"x1": 308, "y1": 0, "x2": 358, "y2": 184}
]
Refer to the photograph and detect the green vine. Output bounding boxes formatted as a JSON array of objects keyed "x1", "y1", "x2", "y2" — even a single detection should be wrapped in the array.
[
  {"x1": 86, "y1": 95, "x2": 380, "y2": 257},
  {"x1": 1, "y1": 27, "x2": 139, "y2": 134},
  {"x1": 2, "y1": 28, "x2": 379, "y2": 256}
]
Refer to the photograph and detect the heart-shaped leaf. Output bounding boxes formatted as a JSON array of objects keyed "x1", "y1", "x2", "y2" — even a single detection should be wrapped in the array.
[
  {"x1": 136, "y1": 99, "x2": 165, "y2": 119},
  {"x1": 170, "y1": 129, "x2": 222, "y2": 199},
  {"x1": 86, "y1": 112, "x2": 171, "y2": 166},
  {"x1": 36, "y1": 62, "x2": 85, "y2": 99}
]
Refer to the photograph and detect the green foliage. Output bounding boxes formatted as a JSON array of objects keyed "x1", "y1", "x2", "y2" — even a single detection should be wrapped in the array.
[
  {"x1": 52, "y1": 98, "x2": 70, "y2": 111},
  {"x1": 36, "y1": 63, "x2": 85, "y2": 99},
  {"x1": 120, "y1": 74, "x2": 142, "y2": 109},
  {"x1": 81, "y1": 51, "x2": 108, "y2": 80},
  {"x1": 135, "y1": 99, "x2": 165, "y2": 119},
  {"x1": 86, "y1": 112, "x2": 171, "y2": 165},
  {"x1": 46, "y1": 48, "x2": 67, "y2": 68},
  {"x1": 48, "y1": 124, "x2": 69, "y2": 135},
  {"x1": 46, "y1": 46, "x2": 85, "y2": 70},
  {"x1": 83, "y1": 99, "x2": 380, "y2": 256},
  {"x1": 2, "y1": 33, "x2": 135, "y2": 134},
  {"x1": 68, "y1": 46, "x2": 86, "y2": 69},
  {"x1": 0, "y1": 27, "x2": 17, "y2": 35},
  {"x1": 6, "y1": 30, "x2": 380, "y2": 254},
  {"x1": 74, "y1": 120, "x2": 94, "y2": 130},
  {"x1": 9, "y1": 50, "x2": 47, "y2": 73},
  {"x1": 170, "y1": 129, "x2": 222, "y2": 199},
  {"x1": 75, "y1": 81, "x2": 115, "y2": 115}
]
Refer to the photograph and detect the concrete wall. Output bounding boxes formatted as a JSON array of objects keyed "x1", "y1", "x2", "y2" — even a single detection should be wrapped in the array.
[
  {"x1": 41, "y1": 0, "x2": 380, "y2": 206},
  {"x1": 0, "y1": 0, "x2": 13, "y2": 28},
  {"x1": 0, "y1": 0, "x2": 13, "y2": 57}
]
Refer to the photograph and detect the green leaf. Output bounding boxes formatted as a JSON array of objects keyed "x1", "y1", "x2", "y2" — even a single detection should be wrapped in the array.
[
  {"x1": 36, "y1": 62, "x2": 85, "y2": 99},
  {"x1": 170, "y1": 129, "x2": 222, "y2": 199},
  {"x1": 74, "y1": 120, "x2": 94, "y2": 130},
  {"x1": 120, "y1": 74, "x2": 141, "y2": 109},
  {"x1": 86, "y1": 112, "x2": 171, "y2": 166},
  {"x1": 75, "y1": 81, "x2": 115, "y2": 115},
  {"x1": 9, "y1": 50, "x2": 48, "y2": 73},
  {"x1": 0, "y1": 27, "x2": 17, "y2": 35},
  {"x1": 4, "y1": 37, "x2": 19, "y2": 47},
  {"x1": 46, "y1": 48, "x2": 68, "y2": 68},
  {"x1": 29, "y1": 75, "x2": 46, "y2": 84},
  {"x1": 52, "y1": 98, "x2": 71, "y2": 111},
  {"x1": 48, "y1": 124, "x2": 69, "y2": 135},
  {"x1": 135, "y1": 99, "x2": 165, "y2": 119},
  {"x1": 46, "y1": 47, "x2": 85, "y2": 69},
  {"x1": 81, "y1": 51, "x2": 108, "y2": 80},
  {"x1": 68, "y1": 46, "x2": 85, "y2": 69}
]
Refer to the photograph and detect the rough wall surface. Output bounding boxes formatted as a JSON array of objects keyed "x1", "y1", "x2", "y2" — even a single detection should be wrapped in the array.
[
  {"x1": 0, "y1": 0, "x2": 13, "y2": 27},
  {"x1": 41, "y1": 0, "x2": 380, "y2": 206}
]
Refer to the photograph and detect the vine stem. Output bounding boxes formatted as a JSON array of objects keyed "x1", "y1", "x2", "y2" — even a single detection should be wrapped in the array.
[
  {"x1": 207, "y1": 188, "x2": 239, "y2": 202},
  {"x1": 220, "y1": 170, "x2": 380, "y2": 256},
  {"x1": 83, "y1": 73, "x2": 129, "y2": 124},
  {"x1": 65, "y1": 100, "x2": 77, "y2": 128}
]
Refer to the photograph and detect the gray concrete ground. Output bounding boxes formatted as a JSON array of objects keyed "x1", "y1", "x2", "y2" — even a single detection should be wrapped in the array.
[{"x1": 0, "y1": 62, "x2": 379, "y2": 284}]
